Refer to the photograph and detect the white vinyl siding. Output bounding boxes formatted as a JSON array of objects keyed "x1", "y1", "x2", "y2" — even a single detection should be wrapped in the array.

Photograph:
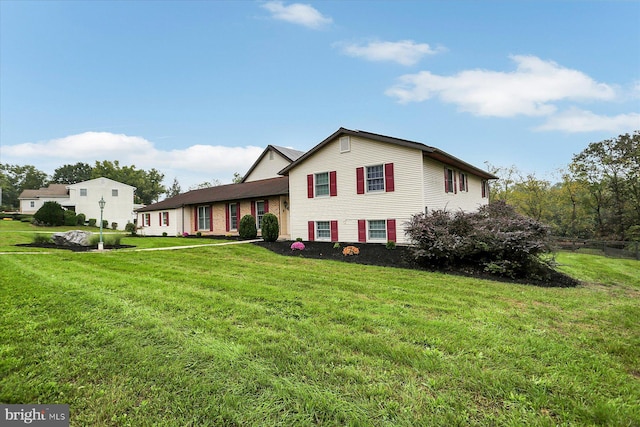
[
  {"x1": 289, "y1": 136, "x2": 424, "y2": 244},
  {"x1": 423, "y1": 157, "x2": 489, "y2": 213},
  {"x1": 243, "y1": 149, "x2": 292, "y2": 182}
]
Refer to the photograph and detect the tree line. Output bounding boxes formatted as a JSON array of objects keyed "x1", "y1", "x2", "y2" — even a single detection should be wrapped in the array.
[
  {"x1": 488, "y1": 131, "x2": 639, "y2": 241},
  {"x1": 0, "y1": 161, "x2": 166, "y2": 208}
]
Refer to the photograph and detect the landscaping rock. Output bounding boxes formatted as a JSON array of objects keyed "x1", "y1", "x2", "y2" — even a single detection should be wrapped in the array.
[{"x1": 51, "y1": 230, "x2": 91, "y2": 247}]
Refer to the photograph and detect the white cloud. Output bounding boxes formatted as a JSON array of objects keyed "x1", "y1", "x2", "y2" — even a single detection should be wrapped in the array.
[
  {"x1": 261, "y1": 1, "x2": 332, "y2": 29},
  {"x1": 385, "y1": 55, "x2": 616, "y2": 117},
  {"x1": 535, "y1": 108, "x2": 640, "y2": 133},
  {"x1": 2, "y1": 132, "x2": 265, "y2": 190},
  {"x1": 338, "y1": 40, "x2": 444, "y2": 66}
]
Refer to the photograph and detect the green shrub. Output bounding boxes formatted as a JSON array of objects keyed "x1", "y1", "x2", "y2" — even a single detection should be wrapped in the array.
[
  {"x1": 111, "y1": 222, "x2": 118, "y2": 230},
  {"x1": 162, "y1": 232, "x2": 168, "y2": 237},
  {"x1": 32, "y1": 234, "x2": 52, "y2": 244},
  {"x1": 296, "y1": 237, "x2": 303, "y2": 242},
  {"x1": 102, "y1": 220, "x2": 109, "y2": 229},
  {"x1": 261, "y1": 213, "x2": 279, "y2": 242},
  {"x1": 64, "y1": 210, "x2": 77, "y2": 226},
  {"x1": 88, "y1": 218, "x2": 97, "y2": 227},
  {"x1": 89, "y1": 234, "x2": 122, "y2": 247},
  {"x1": 196, "y1": 231, "x2": 202, "y2": 237},
  {"x1": 239, "y1": 214, "x2": 257, "y2": 239},
  {"x1": 386, "y1": 240, "x2": 396, "y2": 250},
  {"x1": 34, "y1": 201, "x2": 65, "y2": 226},
  {"x1": 333, "y1": 242, "x2": 341, "y2": 249},
  {"x1": 76, "y1": 213, "x2": 86, "y2": 226},
  {"x1": 125, "y1": 222, "x2": 137, "y2": 236}
]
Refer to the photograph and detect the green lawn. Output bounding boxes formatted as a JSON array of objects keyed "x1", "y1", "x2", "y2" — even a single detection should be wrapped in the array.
[{"x1": 1, "y1": 223, "x2": 638, "y2": 426}]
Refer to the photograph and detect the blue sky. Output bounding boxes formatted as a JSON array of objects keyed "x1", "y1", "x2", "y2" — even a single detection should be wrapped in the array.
[{"x1": 1, "y1": 0, "x2": 638, "y2": 192}]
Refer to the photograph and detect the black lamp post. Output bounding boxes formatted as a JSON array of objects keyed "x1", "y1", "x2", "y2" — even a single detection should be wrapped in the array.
[{"x1": 98, "y1": 196, "x2": 106, "y2": 250}]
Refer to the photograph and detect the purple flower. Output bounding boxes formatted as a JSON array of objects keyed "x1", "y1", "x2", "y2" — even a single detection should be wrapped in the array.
[{"x1": 291, "y1": 241, "x2": 305, "y2": 251}]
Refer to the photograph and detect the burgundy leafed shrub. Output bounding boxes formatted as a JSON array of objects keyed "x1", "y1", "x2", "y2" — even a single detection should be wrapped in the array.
[{"x1": 405, "y1": 201, "x2": 554, "y2": 279}]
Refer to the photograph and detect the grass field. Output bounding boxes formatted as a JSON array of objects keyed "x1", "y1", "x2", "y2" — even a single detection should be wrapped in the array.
[{"x1": 1, "y1": 221, "x2": 639, "y2": 426}]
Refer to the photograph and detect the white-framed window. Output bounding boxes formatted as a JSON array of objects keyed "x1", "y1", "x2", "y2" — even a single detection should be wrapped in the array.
[
  {"x1": 316, "y1": 221, "x2": 331, "y2": 240},
  {"x1": 445, "y1": 168, "x2": 455, "y2": 193},
  {"x1": 80, "y1": 188, "x2": 87, "y2": 196},
  {"x1": 162, "y1": 212, "x2": 169, "y2": 226},
  {"x1": 340, "y1": 136, "x2": 351, "y2": 153},
  {"x1": 482, "y1": 180, "x2": 490, "y2": 198},
  {"x1": 30, "y1": 201, "x2": 35, "y2": 208},
  {"x1": 143, "y1": 213, "x2": 150, "y2": 227},
  {"x1": 366, "y1": 165, "x2": 385, "y2": 192},
  {"x1": 256, "y1": 201, "x2": 265, "y2": 229},
  {"x1": 229, "y1": 203, "x2": 238, "y2": 230},
  {"x1": 459, "y1": 172, "x2": 468, "y2": 192},
  {"x1": 368, "y1": 220, "x2": 387, "y2": 240},
  {"x1": 112, "y1": 189, "x2": 118, "y2": 197},
  {"x1": 198, "y1": 206, "x2": 210, "y2": 231},
  {"x1": 315, "y1": 172, "x2": 329, "y2": 197}
]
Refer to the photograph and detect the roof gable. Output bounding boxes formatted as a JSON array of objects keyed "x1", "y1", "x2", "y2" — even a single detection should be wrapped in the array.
[
  {"x1": 279, "y1": 127, "x2": 497, "y2": 180},
  {"x1": 241, "y1": 145, "x2": 305, "y2": 183},
  {"x1": 66, "y1": 177, "x2": 136, "y2": 190}
]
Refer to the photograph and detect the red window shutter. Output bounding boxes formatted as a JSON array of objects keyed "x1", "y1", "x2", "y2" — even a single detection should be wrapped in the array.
[
  {"x1": 358, "y1": 219, "x2": 366, "y2": 242},
  {"x1": 387, "y1": 219, "x2": 397, "y2": 242},
  {"x1": 264, "y1": 199, "x2": 269, "y2": 213},
  {"x1": 167, "y1": 213, "x2": 170, "y2": 227},
  {"x1": 385, "y1": 163, "x2": 395, "y2": 192},
  {"x1": 158, "y1": 212, "x2": 162, "y2": 226},
  {"x1": 308, "y1": 221, "x2": 315, "y2": 241},
  {"x1": 251, "y1": 201, "x2": 256, "y2": 218},
  {"x1": 330, "y1": 220, "x2": 338, "y2": 241},
  {"x1": 329, "y1": 171, "x2": 337, "y2": 197},
  {"x1": 225, "y1": 203, "x2": 230, "y2": 232},
  {"x1": 194, "y1": 208, "x2": 198, "y2": 230},
  {"x1": 453, "y1": 172, "x2": 457, "y2": 194},
  {"x1": 356, "y1": 167, "x2": 365, "y2": 194},
  {"x1": 236, "y1": 203, "x2": 241, "y2": 228},
  {"x1": 307, "y1": 174, "x2": 314, "y2": 198},
  {"x1": 209, "y1": 205, "x2": 213, "y2": 231},
  {"x1": 444, "y1": 168, "x2": 449, "y2": 193}
]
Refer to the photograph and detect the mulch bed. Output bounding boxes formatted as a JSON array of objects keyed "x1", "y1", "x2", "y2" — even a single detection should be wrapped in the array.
[
  {"x1": 253, "y1": 241, "x2": 581, "y2": 288},
  {"x1": 15, "y1": 243, "x2": 135, "y2": 252}
]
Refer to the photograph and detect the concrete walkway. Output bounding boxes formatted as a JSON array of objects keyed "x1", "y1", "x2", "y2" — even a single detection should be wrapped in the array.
[{"x1": 0, "y1": 239, "x2": 263, "y2": 255}]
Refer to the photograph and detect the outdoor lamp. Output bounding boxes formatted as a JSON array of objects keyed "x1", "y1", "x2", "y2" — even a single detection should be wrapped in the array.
[{"x1": 98, "y1": 196, "x2": 106, "y2": 250}]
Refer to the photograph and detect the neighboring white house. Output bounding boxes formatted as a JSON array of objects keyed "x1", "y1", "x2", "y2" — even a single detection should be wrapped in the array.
[
  {"x1": 279, "y1": 128, "x2": 497, "y2": 244},
  {"x1": 19, "y1": 177, "x2": 137, "y2": 229}
]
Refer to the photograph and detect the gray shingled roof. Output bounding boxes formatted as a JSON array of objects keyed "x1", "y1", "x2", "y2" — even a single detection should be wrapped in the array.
[
  {"x1": 279, "y1": 127, "x2": 498, "y2": 180},
  {"x1": 18, "y1": 184, "x2": 69, "y2": 199},
  {"x1": 271, "y1": 145, "x2": 305, "y2": 161},
  {"x1": 136, "y1": 176, "x2": 288, "y2": 212}
]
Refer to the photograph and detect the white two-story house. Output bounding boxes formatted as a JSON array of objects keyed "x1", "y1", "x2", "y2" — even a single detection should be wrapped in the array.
[
  {"x1": 279, "y1": 128, "x2": 497, "y2": 244},
  {"x1": 19, "y1": 177, "x2": 137, "y2": 229}
]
